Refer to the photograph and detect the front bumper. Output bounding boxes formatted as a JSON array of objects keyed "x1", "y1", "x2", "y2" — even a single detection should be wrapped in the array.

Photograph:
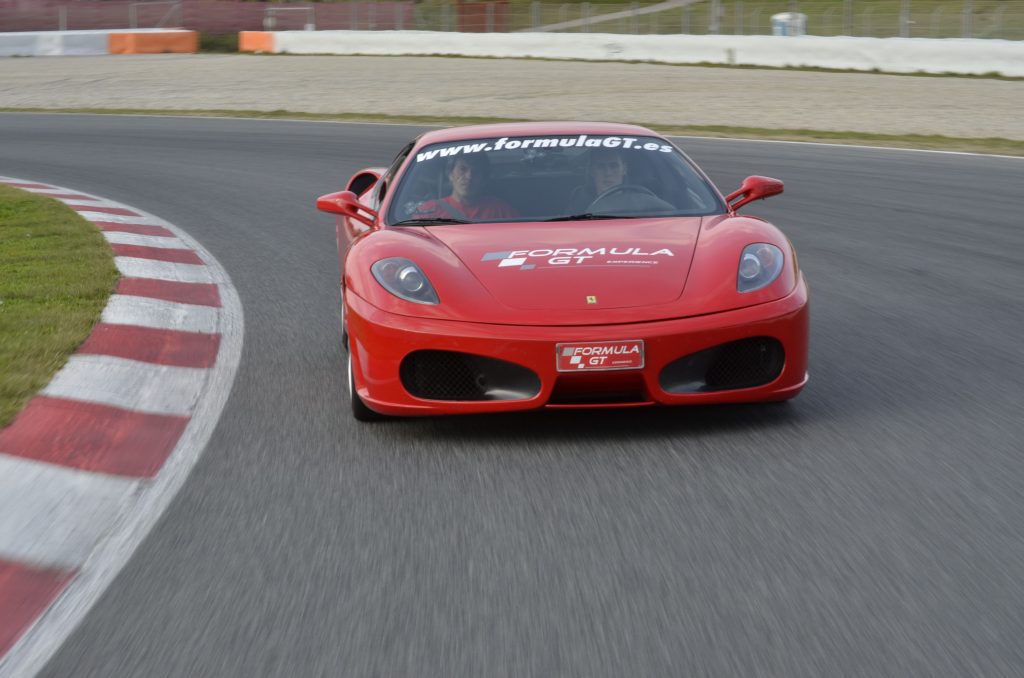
[{"x1": 346, "y1": 276, "x2": 809, "y2": 416}]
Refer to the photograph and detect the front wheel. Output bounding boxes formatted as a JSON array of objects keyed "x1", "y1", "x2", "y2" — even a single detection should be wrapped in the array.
[{"x1": 347, "y1": 338, "x2": 385, "y2": 422}]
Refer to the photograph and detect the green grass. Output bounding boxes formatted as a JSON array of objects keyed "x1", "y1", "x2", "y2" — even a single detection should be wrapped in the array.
[
  {"x1": 2, "y1": 107, "x2": 1022, "y2": 156},
  {"x1": 199, "y1": 32, "x2": 239, "y2": 53},
  {"x1": 0, "y1": 185, "x2": 118, "y2": 427}
]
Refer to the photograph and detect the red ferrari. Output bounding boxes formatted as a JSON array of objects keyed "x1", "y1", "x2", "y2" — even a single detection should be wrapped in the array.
[{"x1": 317, "y1": 122, "x2": 808, "y2": 420}]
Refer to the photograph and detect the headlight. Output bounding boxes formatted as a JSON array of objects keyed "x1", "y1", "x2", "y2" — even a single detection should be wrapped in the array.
[
  {"x1": 737, "y1": 243, "x2": 784, "y2": 293},
  {"x1": 371, "y1": 257, "x2": 440, "y2": 305}
]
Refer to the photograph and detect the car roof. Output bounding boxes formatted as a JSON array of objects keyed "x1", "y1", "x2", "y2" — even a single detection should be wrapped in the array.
[{"x1": 416, "y1": 121, "x2": 660, "y2": 145}]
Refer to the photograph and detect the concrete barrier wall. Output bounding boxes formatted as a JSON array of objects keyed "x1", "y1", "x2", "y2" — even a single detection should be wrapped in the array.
[
  {"x1": 0, "y1": 31, "x2": 107, "y2": 57},
  {"x1": 0, "y1": 29, "x2": 197, "y2": 57},
  {"x1": 240, "y1": 30, "x2": 1024, "y2": 77}
]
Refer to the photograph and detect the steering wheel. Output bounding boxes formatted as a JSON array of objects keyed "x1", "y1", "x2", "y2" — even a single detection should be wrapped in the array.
[{"x1": 587, "y1": 184, "x2": 660, "y2": 211}]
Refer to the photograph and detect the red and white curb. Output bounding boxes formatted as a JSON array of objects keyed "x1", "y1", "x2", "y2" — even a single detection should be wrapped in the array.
[{"x1": 0, "y1": 178, "x2": 243, "y2": 678}]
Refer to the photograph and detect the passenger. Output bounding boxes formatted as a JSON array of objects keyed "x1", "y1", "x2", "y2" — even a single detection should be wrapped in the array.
[{"x1": 417, "y1": 154, "x2": 518, "y2": 221}]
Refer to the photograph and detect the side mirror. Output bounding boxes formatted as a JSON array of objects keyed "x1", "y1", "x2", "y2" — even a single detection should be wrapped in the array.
[
  {"x1": 725, "y1": 176, "x2": 784, "y2": 213},
  {"x1": 316, "y1": 190, "x2": 378, "y2": 227}
]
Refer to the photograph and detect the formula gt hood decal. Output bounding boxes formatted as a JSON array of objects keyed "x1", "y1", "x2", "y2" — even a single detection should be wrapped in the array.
[{"x1": 429, "y1": 217, "x2": 702, "y2": 311}]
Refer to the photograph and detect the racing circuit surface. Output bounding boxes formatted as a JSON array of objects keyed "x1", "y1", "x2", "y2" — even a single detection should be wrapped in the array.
[{"x1": 3, "y1": 113, "x2": 1024, "y2": 677}]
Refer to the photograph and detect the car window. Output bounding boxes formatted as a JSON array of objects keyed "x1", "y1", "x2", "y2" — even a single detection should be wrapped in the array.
[
  {"x1": 376, "y1": 142, "x2": 414, "y2": 206},
  {"x1": 386, "y1": 134, "x2": 725, "y2": 225}
]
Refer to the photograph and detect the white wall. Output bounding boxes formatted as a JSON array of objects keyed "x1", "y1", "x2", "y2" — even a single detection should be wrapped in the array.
[
  {"x1": 0, "y1": 29, "x2": 192, "y2": 57},
  {"x1": 270, "y1": 30, "x2": 1024, "y2": 77},
  {"x1": 0, "y1": 31, "x2": 109, "y2": 57}
]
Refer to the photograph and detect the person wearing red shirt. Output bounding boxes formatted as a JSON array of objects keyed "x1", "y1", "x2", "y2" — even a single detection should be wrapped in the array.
[{"x1": 417, "y1": 155, "x2": 518, "y2": 221}]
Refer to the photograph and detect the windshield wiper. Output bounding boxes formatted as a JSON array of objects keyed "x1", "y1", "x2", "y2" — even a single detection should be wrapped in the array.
[
  {"x1": 544, "y1": 213, "x2": 639, "y2": 222},
  {"x1": 391, "y1": 217, "x2": 473, "y2": 226}
]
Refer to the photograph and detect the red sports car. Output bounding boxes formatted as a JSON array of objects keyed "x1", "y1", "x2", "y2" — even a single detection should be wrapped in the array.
[{"x1": 317, "y1": 122, "x2": 808, "y2": 420}]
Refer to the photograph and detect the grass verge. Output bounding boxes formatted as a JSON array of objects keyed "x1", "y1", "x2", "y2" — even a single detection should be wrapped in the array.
[
  {"x1": 0, "y1": 184, "x2": 118, "y2": 427},
  {"x1": 2, "y1": 107, "x2": 1022, "y2": 156},
  {"x1": 199, "y1": 32, "x2": 239, "y2": 53}
]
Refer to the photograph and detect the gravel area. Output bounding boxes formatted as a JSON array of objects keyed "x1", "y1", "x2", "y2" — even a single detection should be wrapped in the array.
[{"x1": 2, "y1": 54, "x2": 1022, "y2": 139}]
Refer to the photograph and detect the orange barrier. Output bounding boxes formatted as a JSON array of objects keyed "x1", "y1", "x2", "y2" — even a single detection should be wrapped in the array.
[
  {"x1": 239, "y1": 31, "x2": 275, "y2": 53},
  {"x1": 107, "y1": 31, "x2": 198, "y2": 55}
]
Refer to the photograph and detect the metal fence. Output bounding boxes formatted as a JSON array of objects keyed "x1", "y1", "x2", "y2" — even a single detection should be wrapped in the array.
[
  {"x1": 416, "y1": 0, "x2": 1024, "y2": 39},
  {"x1": 0, "y1": 0, "x2": 186, "y2": 31},
  {"x1": 1, "y1": 0, "x2": 1022, "y2": 39}
]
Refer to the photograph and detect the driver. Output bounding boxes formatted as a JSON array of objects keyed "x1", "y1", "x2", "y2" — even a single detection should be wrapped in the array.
[
  {"x1": 416, "y1": 154, "x2": 518, "y2": 221},
  {"x1": 565, "y1": 147, "x2": 627, "y2": 214}
]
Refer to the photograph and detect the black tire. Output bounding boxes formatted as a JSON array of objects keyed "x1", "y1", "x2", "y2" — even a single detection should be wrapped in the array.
[{"x1": 347, "y1": 338, "x2": 386, "y2": 422}]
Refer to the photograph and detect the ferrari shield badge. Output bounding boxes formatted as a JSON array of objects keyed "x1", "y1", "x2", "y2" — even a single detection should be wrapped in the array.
[{"x1": 586, "y1": 295, "x2": 598, "y2": 304}]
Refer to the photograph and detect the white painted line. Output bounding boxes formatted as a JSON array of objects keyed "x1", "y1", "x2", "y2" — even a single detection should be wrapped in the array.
[
  {"x1": 23, "y1": 188, "x2": 81, "y2": 194},
  {"x1": 102, "y1": 231, "x2": 184, "y2": 248},
  {"x1": 58, "y1": 197, "x2": 124, "y2": 209},
  {"x1": 0, "y1": 456, "x2": 139, "y2": 571},
  {"x1": 664, "y1": 134, "x2": 1024, "y2": 162},
  {"x1": 75, "y1": 211, "x2": 162, "y2": 225},
  {"x1": 13, "y1": 187, "x2": 74, "y2": 195},
  {"x1": 4, "y1": 114, "x2": 1020, "y2": 161},
  {"x1": 16, "y1": 188, "x2": 112, "y2": 203},
  {"x1": 115, "y1": 257, "x2": 213, "y2": 284},
  {"x1": 192, "y1": 116, "x2": 1024, "y2": 162},
  {"x1": 102, "y1": 295, "x2": 219, "y2": 334},
  {"x1": 0, "y1": 179, "x2": 55, "y2": 188},
  {"x1": 42, "y1": 354, "x2": 209, "y2": 417}
]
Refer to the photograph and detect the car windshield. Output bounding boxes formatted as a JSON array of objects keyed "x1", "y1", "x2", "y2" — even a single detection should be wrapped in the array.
[{"x1": 386, "y1": 134, "x2": 726, "y2": 225}]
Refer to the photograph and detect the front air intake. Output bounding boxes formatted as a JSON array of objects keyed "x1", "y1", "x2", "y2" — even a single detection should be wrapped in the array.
[
  {"x1": 548, "y1": 372, "x2": 648, "y2": 405},
  {"x1": 659, "y1": 337, "x2": 784, "y2": 394},
  {"x1": 400, "y1": 351, "x2": 540, "y2": 401}
]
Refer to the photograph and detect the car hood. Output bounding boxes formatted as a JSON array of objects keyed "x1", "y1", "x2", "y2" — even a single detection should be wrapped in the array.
[{"x1": 428, "y1": 217, "x2": 702, "y2": 312}]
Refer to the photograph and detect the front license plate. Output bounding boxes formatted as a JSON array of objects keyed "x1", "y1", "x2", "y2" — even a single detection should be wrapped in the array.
[{"x1": 556, "y1": 340, "x2": 645, "y2": 372}]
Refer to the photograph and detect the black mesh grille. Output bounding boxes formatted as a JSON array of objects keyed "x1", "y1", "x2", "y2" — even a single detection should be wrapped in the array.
[
  {"x1": 659, "y1": 337, "x2": 784, "y2": 394},
  {"x1": 401, "y1": 351, "x2": 485, "y2": 401},
  {"x1": 400, "y1": 351, "x2": 541, "y2": 402},
  {"x1": 705, "y1": 338, "x2": 785, "y2": 390}
]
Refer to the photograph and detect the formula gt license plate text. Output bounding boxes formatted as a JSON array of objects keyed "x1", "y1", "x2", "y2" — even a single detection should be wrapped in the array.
[{"x1": 556, "y1": 340, "x2": 645, "y2": 372}]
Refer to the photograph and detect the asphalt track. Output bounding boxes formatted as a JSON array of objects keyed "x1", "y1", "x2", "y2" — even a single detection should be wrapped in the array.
[{"x1": 3, "y1": 113, "x2": 1024, "y2": 677}]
